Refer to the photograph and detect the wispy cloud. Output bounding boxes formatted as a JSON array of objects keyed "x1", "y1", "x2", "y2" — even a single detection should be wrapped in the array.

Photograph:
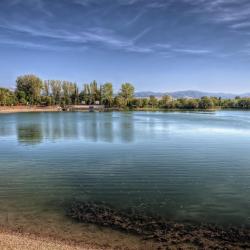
[
  {"x1": 239, "y1": 49, "x2": 250, "y2": 56},
  {"x1": 118, "y1": 0, "x2": 171, "y2": 8},
  {"x1": 0, "y1": 21, "x2": 154, "y2": 53},
  {"x1": 0, "y1": 39, "x2": 75, "y2": 51},
  {"x1": 0, "y1": 0, "x2": 222, "y2": 57},
  {"x1": 132, "y1": 27, "x2": 151, "y2": 42},
  {"x1": 172, "y1": 48, "x2": 212, "y2": 55},
  {"x1": 183, "y1": 0, "x2": 250, "y2": 24},
  {"x1": 231, "y1": 21, "x2": 250, "y2": 29},
  {"x1": 7, "y1": 0, "x2": 52, "y2": 16},
  {"x1": 125, "y1": 10, "x2": 146, "y2": 26},
  {"x1": 0, "y1": 20, "x2": 216, "y2": 57},
  {"x1": 154, "y1": 44, "x2": 172, "y2": 49}
]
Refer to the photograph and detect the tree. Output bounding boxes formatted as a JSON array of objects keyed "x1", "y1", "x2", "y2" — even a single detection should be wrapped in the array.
[
  {"x1": 237, "y1": 98, "x2": 250, "y2": 109},
  {"x1": 89, "y1": 81, "x2": 97, "y2": 104},
  {"x1": 43, "y1": 81, "x2": 50, "y2": 97},
  {"x1": 199, "y1": 96, "x2": 214, "y2": 109},
  {"x1": 80, "y1": 84, "x2": 89, "y2": 104},
  {"x1": 149, "y1": 95, "x2": 158, "y2": 108},
  {"x1": 16, "y1": 75, "x2": 43, "y2": 104},
  {"x1": 80, "y1": 81, "x2": 101, "y2": 105},
  {"x1": 131, "y1": 98, "x2": 140, "y2": 108},
  {"x1": 101, "y1": 83, "x2": 113, "y2": 107},
  {"x1": 16, "y1": 90, "x2": 27, "y2": 105},
  {"x1": 186, "y1": 99, "x2": 199, "y2": 109},
  {"x1": 49, "y1": 80, "x2": 62, "y2": 105},
  {"x1": 62, "y1": 81, "x2": 77, "y2": 105},
  {"x1": 62, "y1": 81, "x2": 71, "y2": 105},
  {"x1": 114, "y1": 96, "x2": 127, "y2": 108},
  {"x1": 140, "y1": 98, "x2": 149, "y2": 108},
  {"x1": 71, "y1": 83, "x2": 79, "y2": 105},
  {"x1": 159, "y1": 95, "x2": 173, "y2": 108},
  {"x1": 119, "y1": 83, "x2": 134, "y2": 106},
  {"x1": 0, "y1": 88, "x2": 16, "y2": 106}
]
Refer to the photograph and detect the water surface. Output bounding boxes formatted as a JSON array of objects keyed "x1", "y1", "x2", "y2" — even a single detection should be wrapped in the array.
[{"x1": 0, "y1": 111, "x2": 250, "y2": 235}]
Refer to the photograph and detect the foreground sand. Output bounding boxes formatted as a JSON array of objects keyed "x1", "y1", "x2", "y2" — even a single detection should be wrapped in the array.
[{"x1": 0, "y1": 231, "x2": 97, "y2": 250}]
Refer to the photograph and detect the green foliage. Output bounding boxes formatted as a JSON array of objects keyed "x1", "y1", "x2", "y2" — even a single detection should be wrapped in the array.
[
  {"x1": 114, "y1": 96, "x2": 127, "y2": 108},
  {"x1": 16, "y1": 90, "x2": 27, "y2": 105},
  {"x1": 16, "y1": 75, "x2": 43, "y2": 104},
  {"x1": 49, "y1": 80, "x2": 62, "y2": 105},
  {"x1": 159, "y1": 95, "x2": 173, "y2": 108},
  {"x1": 0, "y1": 88, "x2": 16, "y2": 106},
  {"x1": 148, "y1": 95, "x2": 158, "y2": 107},
  {"x1": 2, "y1": 74, "x2": 250, "y2": 111},
  {"x1": 119, "y1": 83, "x2": 135, "y2": 107},
  {"x1": 41, "y1": 96, "x2": 52, "y2": 106},
  {"x1": 61, "y1": 81, "x2": 78, "y2": 105},
  {"x1": 80, "y1": 81, "x2": 101, "y2": 105},
  {"x1": 101, "y1": 83, "x2": 113, "y2": 107},
  {"x1": 199, "y1": 96, "x2": 214, "y2": 109}
]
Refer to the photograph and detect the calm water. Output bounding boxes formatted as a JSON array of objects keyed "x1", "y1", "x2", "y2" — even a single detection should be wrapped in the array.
[{"x1": 0, "y1": 111, "x2": 250, "y2": 232}]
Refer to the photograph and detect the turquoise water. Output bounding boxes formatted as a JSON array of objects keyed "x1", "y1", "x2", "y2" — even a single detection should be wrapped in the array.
[{"x1": 0, "y1": 111, "x2": 250, "y2": 230}]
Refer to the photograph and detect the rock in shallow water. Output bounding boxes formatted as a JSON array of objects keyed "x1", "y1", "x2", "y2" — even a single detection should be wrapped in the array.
[{"x1": 67, "y1": 201, "x2": 250, "y2": 249}]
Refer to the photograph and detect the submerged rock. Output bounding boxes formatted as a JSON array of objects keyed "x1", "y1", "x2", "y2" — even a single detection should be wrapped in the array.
[{"x1": 67, "y1": 201, "x2": 250, "y2": 249}]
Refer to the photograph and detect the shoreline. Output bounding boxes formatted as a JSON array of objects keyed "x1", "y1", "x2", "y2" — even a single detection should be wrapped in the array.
[
  {"x1": 0, "y1": 105, "x2": 241, "y2": 114},
  {"x1": 0, "y1": 223, "x2": 160, "y2": 250},
  {"x1": 0, "y1": 199, "x2": 249, "y2": 250},
  {"x1": 0, "y1": 205, "x2": 249, "y2": 250},
  {"x1": 0, "y1": 227, "x2": 97, "y2": 250},
  {"x1": 0, "y1": 105, "x2": 62, "y2": 113},
  {"x1": 68, "y1": 201, "x2": 250, "y2": 249}
]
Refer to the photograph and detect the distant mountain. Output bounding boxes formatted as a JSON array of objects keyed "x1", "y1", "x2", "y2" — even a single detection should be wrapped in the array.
[
  {"x1": 135, "y1": 90, "x2": 250, "y2": 99},
  {"x1": 135, "y1": 91, "x2": 166, "y2": 97},
  {"x1": 242, "y1": 93, "x2": 250, "y2": 97}
]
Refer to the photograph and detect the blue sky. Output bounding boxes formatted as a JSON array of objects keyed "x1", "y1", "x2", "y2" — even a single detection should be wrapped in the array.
[{"x1": 1, "y1": 0, "x2": 250, "y2": 93}]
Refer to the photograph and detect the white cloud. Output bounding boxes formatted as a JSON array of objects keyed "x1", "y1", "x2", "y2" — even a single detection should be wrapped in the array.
[
  {"x1": 0, "y1": 22, "x2": 155, "y2": 54},
  {"x1": 231, "y1": 22, "x2": 250, "y2": 29},
  {"x1": 182, "y1": 0, "x2": 250, "y2": 24},
  {"x1": 172, "y1": 48, "x2": 212, "y2": 54}
]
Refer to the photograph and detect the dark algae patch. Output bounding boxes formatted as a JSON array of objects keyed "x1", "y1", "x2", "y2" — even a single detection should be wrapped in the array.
[{"x1": 68, "y1": 201, "x2": 250, "y2": 249}]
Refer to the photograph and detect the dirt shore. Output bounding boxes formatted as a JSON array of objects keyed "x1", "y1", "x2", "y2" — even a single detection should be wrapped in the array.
[
  {"x1": 0, "y1": 230, "x2": 97, "y2": 250},
  {"x1": 0, "y1": 105, "x2": 62, "y2": 113}
]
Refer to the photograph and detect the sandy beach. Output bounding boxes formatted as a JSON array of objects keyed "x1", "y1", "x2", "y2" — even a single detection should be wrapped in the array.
[
  {"x1": 0, "y1": 106, "x2": 61, "y2": 113},
  {"x1": 0, "y1": 230, "x2": 97, "y2": 250}
]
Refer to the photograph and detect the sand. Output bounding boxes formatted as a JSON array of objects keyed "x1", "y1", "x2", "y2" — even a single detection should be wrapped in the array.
[
  {"x1": 0, "y1": 105, "x2": 61, "y2": 113},
  {"x1": 0, "y1": 231, "x2": 97, "y2": 250}
]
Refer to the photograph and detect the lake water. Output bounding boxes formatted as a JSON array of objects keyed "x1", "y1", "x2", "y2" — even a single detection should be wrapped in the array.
[{"x1": 0, "y1": 111, "x2": 250, "y2": 239}]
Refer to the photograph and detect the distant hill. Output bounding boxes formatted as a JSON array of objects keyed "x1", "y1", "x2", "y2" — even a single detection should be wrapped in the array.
[{"x1": 135, "y1": 90, "x2": 250, "y2": 99}]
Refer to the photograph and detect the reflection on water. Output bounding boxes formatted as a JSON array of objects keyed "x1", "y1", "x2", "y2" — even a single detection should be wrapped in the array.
[
  {"x1": 6, "y1": 112, "x2": 136, "y2": 144},
  {"x1": 0, "y1": 111, "x2": 250, "y2": 236},
  {"x1": 17, "y1": 124, "x2": 43, "y2": 145}
]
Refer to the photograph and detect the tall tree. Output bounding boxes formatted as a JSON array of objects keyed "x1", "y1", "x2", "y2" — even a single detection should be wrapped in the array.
[
  {"x1": 43, "y1": 81, "x2": 50, "y2": 97},
  {"x1": 80, "y1": 84, "x2": 90, "y2": 104},
  {"x1": 101, "y1": 83, "x2": 113, "y2": 107},
  {"x1": 119, "y1": 83, "x2": 134, "y2": 106},
  {"x1": 49, "y1": 80, "x2": 62, "y2": 105},
  {"x1": 16, "y1": 75, "x2": 43, "y2": 105},
  {"x1": 71, "y1": 83, "x2": 79, "y2": 105},
  {"x1": 62, "y1": 81, "x2": 75, "y2": 105},
  {"x1": 90, "y1": 80, "x2": 101, "y2": 104},
  {"x1": 160, "y1": 95, "x2": 173, "y2": 108}
]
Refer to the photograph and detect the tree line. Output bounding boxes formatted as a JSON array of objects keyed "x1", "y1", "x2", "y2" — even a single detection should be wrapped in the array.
[{"x1": 1, "y1": 74, "x2": 250, "y2": 110}]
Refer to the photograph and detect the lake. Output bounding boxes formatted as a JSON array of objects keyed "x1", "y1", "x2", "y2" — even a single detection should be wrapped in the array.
[{"x1": 0, "y1": 111, "x2": 249, "y2": 242}]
